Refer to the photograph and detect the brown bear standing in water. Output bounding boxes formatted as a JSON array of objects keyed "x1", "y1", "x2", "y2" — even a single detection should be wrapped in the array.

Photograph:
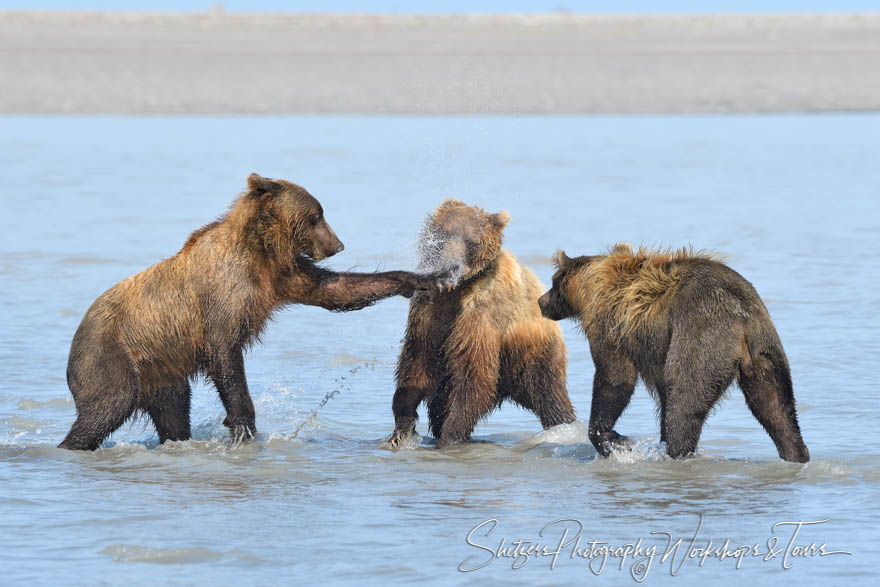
[
  {"x1": 60, "y1": 173, "x2": 443, "y2": 450},
  {"x1": 538, "y1": 244, "x2": 809, "y2": 463},
  {"x1": 389, "y1": 199, "x2": 576, "y2": 449}
]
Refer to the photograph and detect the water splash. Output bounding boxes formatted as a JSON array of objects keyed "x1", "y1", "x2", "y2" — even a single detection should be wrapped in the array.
[
  {"x1": 289, "y1": 389, "x2": 339, "y2": 441},
  {"x1": 606, "y1": 437, "x2": 669, "y2": 463},
  {"x1": 519, "y1": 420, "x2": 589, "y2": 448},
  {"x1": 415, "y1": 214, "x2": 469, "y2": 288}
]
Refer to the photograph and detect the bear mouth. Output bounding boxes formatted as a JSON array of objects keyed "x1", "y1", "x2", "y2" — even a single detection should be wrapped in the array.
[{"x1": 299, "y1": 244, "x2": 342, "y2": 263}]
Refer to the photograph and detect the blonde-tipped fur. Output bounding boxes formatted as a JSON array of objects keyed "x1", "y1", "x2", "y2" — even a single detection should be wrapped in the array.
[{"x1": 566, "y1": 244, "x2": 717, "y2": 337}]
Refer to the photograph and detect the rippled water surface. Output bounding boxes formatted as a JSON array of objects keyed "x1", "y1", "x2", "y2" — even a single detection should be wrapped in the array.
[{"x1": 1, "y1": 115, "x2": 878, "y2": 585}]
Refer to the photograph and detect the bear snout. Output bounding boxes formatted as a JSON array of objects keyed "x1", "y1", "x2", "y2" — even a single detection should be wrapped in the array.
[
  {"x1": 313, "y1": 220, "x2": 344, "y2": 259},
  {"x1": 538, "y1": 291, "x2": 552, "y2": 316},
  {"x1": 315, "y1": 240, "x2": 343, "y2": 260}
]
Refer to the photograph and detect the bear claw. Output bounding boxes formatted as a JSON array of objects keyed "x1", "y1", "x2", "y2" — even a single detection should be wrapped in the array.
[{"x1": 388, "y1": 429, "x2": 414, "y2": 449}]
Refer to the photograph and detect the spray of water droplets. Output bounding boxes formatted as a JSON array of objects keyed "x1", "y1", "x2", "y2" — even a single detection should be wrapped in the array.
[
  {"x1": 414, "y1": 215, "x2": 471, "y2": 289},
  {"x1": 289, "y1": 389, "x2": 339, "y2": 441}
]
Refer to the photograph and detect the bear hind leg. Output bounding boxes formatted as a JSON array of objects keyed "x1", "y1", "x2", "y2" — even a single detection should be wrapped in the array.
[
  {"x1": 662, "y1": 328, "x2": 742, "y2": 459},
  {"x1": 146, "y1": 381, "x2": 192, "y2": 444},
  {"x1": 426, "y1": 385, "x2": 450, "y2": 443},
  {"x1": 433, "y1": 396, "x2": 487, "y2": 449},
  {"x1": 738, "y1": 348, "x2": 809, "y2": 463},
  {"x1": 505, "y1": 339, "x2": 576, "y2": 429},
  {"x1": 663, "y1": 373, "x2": 731, "y2": 459},
  {"x1": 432, "y1": 335, "x2": 501, "y2": 449},
  {"x1": 59, "y1": 350, "x2": 138, "y2": 451},
  {"x1": 663, "y1": 389, "x2": 716, "y2": 459},
  {"x1": 59, "y1": 404, "x2": 135, "y2": 451}
]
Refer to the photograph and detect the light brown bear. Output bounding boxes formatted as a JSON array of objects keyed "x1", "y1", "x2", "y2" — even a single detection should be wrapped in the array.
[
  {"x1": 60, "y1": 173, "x2": 442, "y2": 450},
  {"x1": 389, "y1": 199, "x2": 576, "y2": 448}
]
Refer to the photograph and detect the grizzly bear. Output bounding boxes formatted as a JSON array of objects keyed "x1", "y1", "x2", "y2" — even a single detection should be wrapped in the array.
[
  {"x1": 59, "y1": 173, "x2": 443, "y2": 450},
  {"x1": 538, "y1": 244, "x2": 809, "y2": 463},
  {"x1": 388, "y1": 199, "x2": 576, "y2": 449}
]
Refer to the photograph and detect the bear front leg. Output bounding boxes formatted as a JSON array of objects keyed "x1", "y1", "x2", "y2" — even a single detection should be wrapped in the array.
[
  {"x1": 390, "y1": 356, "x2": 433, "y2": 448},
  {"x1": 656, "y1": 383, "x2": 669, "y2": 444},
  {"x1": 433, "y1": 329, "x2": 501, "y2": 449},
  {"x1": 389, "y1": 306, "x2": 437, "y2": 448},
  {"x1": 317, "y1": 271, "x2": 426, "y2": 311},
  {"x1": 588, "y1": 349, "x2": 637, "y2": 457},
  {"x1": 288, "y1": 263, "x2": 450, "y2": 312},
  {"x1": 208, "y1": 348, "x2": 257, "y2": 443},
  {"x1": 390, "y1": 386, "x2": 424, "y2": 448}
]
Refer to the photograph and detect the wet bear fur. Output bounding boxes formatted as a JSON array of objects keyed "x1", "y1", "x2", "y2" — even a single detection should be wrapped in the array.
[
  {"x1": 390, "y1": 199, "x2": 576, "y2": 448},
  {"x1": 60, "y1": 173, "x2": 439, "y2": 450},
  {"x1": 538, "y1": 243, "x2": 809, "y2": 463}
]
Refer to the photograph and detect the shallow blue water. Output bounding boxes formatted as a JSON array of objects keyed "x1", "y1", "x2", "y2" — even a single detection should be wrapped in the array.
[{"x1": 1, "y1": 115, "x2": 878, "y2": 585}]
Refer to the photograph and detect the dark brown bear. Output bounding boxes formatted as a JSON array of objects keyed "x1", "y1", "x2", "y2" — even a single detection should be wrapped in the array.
[
  {"x1": 60, "y1": 173, "x2": 442, "y2": 450},
  {"x1": 538, "y1": 243, "x2": 809, "y2": 463},
  {"x1": 389, "y1": 199, "x2": 576, "y2": 449}
]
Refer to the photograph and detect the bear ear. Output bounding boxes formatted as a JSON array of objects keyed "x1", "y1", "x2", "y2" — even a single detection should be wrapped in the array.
[
  {"x1": 490, "y1": 210, "x2": 511, "y2": 229},
  {"x1": 553, "y1": 249, "x2": 572, "y2": 269},
  {"x1": 246, "y1": 173, "x2": 281, "y2": 197},
  {"x1": 610, "y1": 242, "x2": 634, "y2": 255}
]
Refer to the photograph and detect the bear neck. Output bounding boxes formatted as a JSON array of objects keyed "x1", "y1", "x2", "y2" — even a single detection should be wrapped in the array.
[{"x1": 459, "y1": 255, "x2": 500, "y2": 289}]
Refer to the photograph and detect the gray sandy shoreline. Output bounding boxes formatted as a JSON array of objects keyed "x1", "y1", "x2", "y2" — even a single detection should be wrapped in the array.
[{"x1": 1, "y1": 11, "x2": 879, "y2": 114}]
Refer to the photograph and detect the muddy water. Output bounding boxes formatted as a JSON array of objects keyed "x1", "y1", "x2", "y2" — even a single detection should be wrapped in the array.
[{"x1": 1, "y1": 115, "x2": 878, "y2": 584}]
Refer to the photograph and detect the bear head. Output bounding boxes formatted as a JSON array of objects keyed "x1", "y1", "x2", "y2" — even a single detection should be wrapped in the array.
[
  {"x1": 418, "y1": 198, "x2": 511, "y2": 286},
  {"x1": 246, "y1": 173, "x2": 344, "y2": 262},
  {"x1": 538, "y1": 243, "x2": 634, "y2": 321},
  {"x1": 538, "y1": 250, "x2": 595, "y2": 321}
]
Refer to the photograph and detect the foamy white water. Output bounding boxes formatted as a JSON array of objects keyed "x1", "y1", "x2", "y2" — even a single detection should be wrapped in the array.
[{"x1": 1, "y1": 115, "x2": 878, "y2": 585}]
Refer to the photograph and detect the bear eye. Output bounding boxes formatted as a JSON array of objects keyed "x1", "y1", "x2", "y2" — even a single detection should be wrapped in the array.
[{"x1": 310, "y1": 214, "x2": 321, "y2": 226}]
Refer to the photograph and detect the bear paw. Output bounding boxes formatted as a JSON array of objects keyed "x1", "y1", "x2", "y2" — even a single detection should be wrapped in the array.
[
  {"x1": 229, "y1": 423, "x2": 256, "y2": 445},
  {"x1": 387, "y1": 428, "x2": 416, "y2": 449}
]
